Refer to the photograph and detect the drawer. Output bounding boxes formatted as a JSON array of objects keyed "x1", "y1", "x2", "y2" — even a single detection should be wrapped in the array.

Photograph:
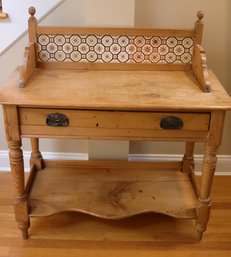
[{"x1": 19, "y1": 108, "x2": 210, "y2": 140}]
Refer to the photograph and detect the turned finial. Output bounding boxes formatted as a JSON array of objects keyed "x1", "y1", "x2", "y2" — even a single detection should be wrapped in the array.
[
  {"x1": 28, "y1": 6, "x2": 36, "y2": 17},
  {"x1": 28, "y1": 6, "x2": 37, "y2": 42},
  {"x1": 197, "y1": 10, "x2": 204, "y2": 22}
]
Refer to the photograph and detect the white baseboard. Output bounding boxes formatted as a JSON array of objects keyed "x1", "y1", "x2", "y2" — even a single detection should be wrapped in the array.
[
  {"x1": 0, "y1": 151, "x2": 231, "y2": 175},
  {"x1": 0, "y1": 150, "x2": 88, "y2": 172},
  {"x1": 129, "y1": 154, "x2": 231, "y2": 175}
]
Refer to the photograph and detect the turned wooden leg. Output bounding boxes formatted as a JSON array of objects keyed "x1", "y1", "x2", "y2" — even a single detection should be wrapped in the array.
[
  {"x1": 195, "y1": 111, "x2": 225, "y2": 240},
  {"x1": 182, "y1": 142, "x2": 200, "y2": 197},
  {"x1": 9, "y1": 141, "x2": 30, "y2": 239},
  {"x1": 182, "y1": 142, "x2": 195, "y2": 172},
  {"x1": 195, "y1": 143, "x2": 218, "y2": 240},
  {"x1": 3, "y1": 105, "x2": 30, "y2": 239},
  {"x1": 30, "y1": 138, "x2": 44, "y2": 170}
]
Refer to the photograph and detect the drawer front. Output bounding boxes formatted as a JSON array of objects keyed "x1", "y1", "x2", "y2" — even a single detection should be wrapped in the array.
[{"x1": 19, "y1": 108, "x2": 210, "y2": 140}]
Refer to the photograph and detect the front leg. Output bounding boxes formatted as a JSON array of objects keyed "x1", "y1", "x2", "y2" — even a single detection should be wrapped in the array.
[
  {"x1": 9, "y1": 140, "x2": 30, "y2": 239},
  {"x1": 195, "y1": 144, "x2": 218, "y2": 240},
  {"x1": 195, "y1": 111, "x2": 225, "y2": 240},
  {"x1": 3, "y1": 105, "x2": 30, "y2": 239}
]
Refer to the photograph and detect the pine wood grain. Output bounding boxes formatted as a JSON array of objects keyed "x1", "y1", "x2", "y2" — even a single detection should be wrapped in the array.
[
  {"x1": 28, "y1": 7, "x2": 37, "y2": 44},
  {"x1": 1, "y1": 69, "x2": 231, "y2": 111},
  {"x1": 194, "y1": 11, "x2": 204, "y2": 45},
  {"x1": 19, "y1": 108, "x2": 210, "y2": 130},
  {"x1": 0, "y1": 173, "x2": 231, "y2": 257},
  {"x1": 18, "y1": 43, "x2": 36, "y2": 87},
  {"x1": 192, "y1": 44, "x2": 211, "y2": 92},
  {"x1": 27, "y1": 160, "x2": 197, "y2": 219},
  {"x1": 37, "y1": 61, "x2": 192, "y2": 72},
  {"x1": 18, "y1": 108, "x2": 210, "y2": 140},
  {"x1": 37, "y1": 26, "x2": 194, "y2": 37}
]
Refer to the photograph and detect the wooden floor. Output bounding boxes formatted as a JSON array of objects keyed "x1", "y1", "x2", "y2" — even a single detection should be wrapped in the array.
[{"x1": 0, "y1": 172, "x2": 231, "y2": 257}]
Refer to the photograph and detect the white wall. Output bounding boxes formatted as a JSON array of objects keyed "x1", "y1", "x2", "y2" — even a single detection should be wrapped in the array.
[
  {"x1": 0, "y1": 0, "x2": 63, "y2": 54},
  {"x1": 84, "y1": 0, "x2": 134, "y2": 27},
  {"x1": 39, "y1": 0, "x2": 134, "y2": 27},
  {"x1": 39, "y1": 0, "x2": 86, "y2": 26}
]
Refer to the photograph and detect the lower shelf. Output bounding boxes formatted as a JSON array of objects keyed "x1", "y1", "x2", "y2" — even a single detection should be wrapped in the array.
[{"x1": 28, "y1": 160, "x2": 197, "y2": 219}]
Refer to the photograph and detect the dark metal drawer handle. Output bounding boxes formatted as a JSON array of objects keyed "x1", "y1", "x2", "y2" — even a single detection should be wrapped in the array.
[
  {"x1": 46, "y1": 113, "x2": 69, "y2": 127},
  {"x1": 160, "y1": 116, "x2": 183, "y2": 130}
]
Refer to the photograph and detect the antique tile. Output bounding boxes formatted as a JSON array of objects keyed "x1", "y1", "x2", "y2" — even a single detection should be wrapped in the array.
[{"x1": 38, "y1": 34, "x2": 194, "y2": 64}]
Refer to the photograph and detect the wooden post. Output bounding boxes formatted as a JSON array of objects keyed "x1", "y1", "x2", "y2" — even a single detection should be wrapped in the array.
[
  {"x1": 18, "y1": 7, "x2": 38, "y2": 88},
  {"x1": 19, "y1": 42, "x2": 36, "y2": 87},
  {"x1": 194, "y1": 10, "x2": 204, "y2": 45},
  {"x1": 28, "y1": 6, "x2": 37, "y2": 43},
  {"x1": 3, "y1": 105, "x2": 30, "y2": 239},
  {"x1": 192, "y1": 44, "x2": 211, "y2": 93},
  {"x1": 195, "y1": 111, "x2": 226, "y2": 240},
  {"x1": 28, "y1": 6, "x2": 38, "y2": 68},
  {"x1": 182, "y1": 142, "x2": 195, "y2": 172},
  {"x1": 30, "y1": 138, "x2": 44, "y2": 170}
]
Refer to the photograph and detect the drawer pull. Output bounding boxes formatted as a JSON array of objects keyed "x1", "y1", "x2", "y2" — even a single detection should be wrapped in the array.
[
  {"x1": 160, "y1": 116, "x2": 183, "y2": 130},
  {"x1": 46, "y1": 113, "x2": 69, "y2": 127}
]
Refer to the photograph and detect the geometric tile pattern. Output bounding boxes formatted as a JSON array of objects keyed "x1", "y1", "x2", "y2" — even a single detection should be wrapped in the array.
[{"x1": 37, "y1": 34, "x2": 194, "y2": 64}]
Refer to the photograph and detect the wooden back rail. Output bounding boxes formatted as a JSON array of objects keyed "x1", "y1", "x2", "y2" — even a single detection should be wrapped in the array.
[{"x1": 19, "y1": 7, "x2": 210, "y2": 92}]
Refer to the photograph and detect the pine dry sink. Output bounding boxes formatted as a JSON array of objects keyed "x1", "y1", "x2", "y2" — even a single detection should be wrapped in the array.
[{"x1": 1, "y1": 7, "x2": 231, "y2": 240}]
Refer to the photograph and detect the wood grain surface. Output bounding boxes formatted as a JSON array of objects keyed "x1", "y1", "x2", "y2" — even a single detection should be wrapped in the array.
[
  {"x1": 18, "y1": 108, "x2": 210, "y2": 141},
  {"x1": 1, "y1": 68, "x2": 231, "y2": 111},
  {"x1": 0, "y1": 172, "x2": 230, "y2": 256},
  {"x1": 37, "y1": 26, "x2": 195, "y2": 37},
  {"x1": 28, "y1": 160, "x2": 197, "y2": 219}
]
